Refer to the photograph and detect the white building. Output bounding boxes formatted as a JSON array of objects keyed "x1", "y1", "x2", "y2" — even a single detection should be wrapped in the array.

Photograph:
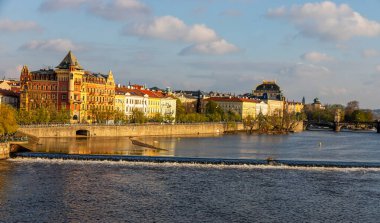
[
  {"x1": 255, "y1": 101, "x2": 268, "y2": 116},
  {"x1": 124, "y1": 91, "x2": 149, "y2": 117},
  {"x1": 116, "y1": 87, "x2": 149, "y2": 117},
  {"x1": 160, "y1": 96, "x2": 177, "y2": 121}
]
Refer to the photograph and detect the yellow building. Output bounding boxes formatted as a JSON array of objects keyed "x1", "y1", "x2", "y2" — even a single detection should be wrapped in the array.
[
  {"x1": 285, "y1": 101, "x2": 304, "y2": 114},
  {"x1": 140, "y1": 90, "x2": 162, "y2": 118},
  {"x1": 82, "y1": 70, "x2": 115, "y2": 122},
  {"x1": 266, "y1": 99, "x2": 284, "y2": 116},
  {"x1": 205, "y1": 97, "x2": 259, "y2": 119},
  {"x1": 114, "y1": 93, "x2": 126, "y2": 113}
]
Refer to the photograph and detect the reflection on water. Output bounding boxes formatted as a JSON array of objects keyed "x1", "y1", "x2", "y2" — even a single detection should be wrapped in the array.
[
  {"x1": 24, "y1": 131, "x2": 380, "y2": 162},
  {"x1": 27, "y1": 137, "x2": 174, "y2": 156}
]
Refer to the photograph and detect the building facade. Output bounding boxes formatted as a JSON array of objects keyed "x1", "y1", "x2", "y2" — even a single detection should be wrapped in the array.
[
  {"x1": 266, "y1": 99, "x2": 284, "y2": 116},
  {"x1": 204, "y1": 97, "x2": 260, "y2": 119},
  {"x1": 116, "y1": 86, "x2": 149, "y2": 117},
  {"x1": 311, "y1": 98, "x2": 325, "y2": 110},
  {"x1": 253, "y1": 80, "x2": 284, "y2": 100},
  {"x1": 285, "y1": 101, "x2": 304, "y2": 114},
  {"x1": 255, "y1": 101, "x2": 269, "y2": 116},
  {"x1": 19, "y1": 51, "x2": 115, "y2": 123}
]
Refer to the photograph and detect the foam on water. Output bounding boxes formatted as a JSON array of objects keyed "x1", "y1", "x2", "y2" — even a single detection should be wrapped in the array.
[{"x1": 9, "y1": 157, "x2": 380, "y2": 172}]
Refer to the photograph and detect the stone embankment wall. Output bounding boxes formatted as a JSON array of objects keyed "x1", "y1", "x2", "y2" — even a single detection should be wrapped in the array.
[
  {"x1": 0, "y1": 143, "x2": 10, "y2": 160},
  {"x1": 18, "y1": 123, "x2": 245, "y2": 138}
]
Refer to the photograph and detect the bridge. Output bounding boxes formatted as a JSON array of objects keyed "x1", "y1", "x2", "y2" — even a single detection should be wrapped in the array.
[{"x1": 305, "y1": 120, "x2": 380, "y2": 133}]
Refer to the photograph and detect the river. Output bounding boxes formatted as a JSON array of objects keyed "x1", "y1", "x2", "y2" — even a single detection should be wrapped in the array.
[
  {"x1": 24, "y1": 131, "x2": 380, "y2": 162},
  {"x1": 1, "y1": 131, "x2": 380, "y2": 222}
]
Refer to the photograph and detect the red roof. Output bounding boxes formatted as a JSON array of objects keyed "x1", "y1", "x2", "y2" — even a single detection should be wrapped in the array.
[
  {"x1": 139, "y1": 89, "x2": 164, "y2": 98},
  {"x1": 116, "y1": 87, "x2": 145, "y2": 96},
  {"x1": 116, "y1": 87, "x2": 172, "y2": 98}
]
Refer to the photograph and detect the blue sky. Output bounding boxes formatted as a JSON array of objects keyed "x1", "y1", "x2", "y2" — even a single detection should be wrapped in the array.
[{"x1": 1, "y1": 0, "x2": 380, "y2": 108}]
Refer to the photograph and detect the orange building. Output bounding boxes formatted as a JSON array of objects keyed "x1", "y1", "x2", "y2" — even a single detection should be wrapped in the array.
[{"x1": 19, "y1": 51, "x2": 115, "y2": 123}]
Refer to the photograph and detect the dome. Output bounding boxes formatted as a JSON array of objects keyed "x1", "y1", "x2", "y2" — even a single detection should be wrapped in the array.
[
  {"x1": 313, "y1": 98, "x2": 321, "y2": 104},
  {"x1": 255, "y1": 82, "x2": 280, "y2": 91}
]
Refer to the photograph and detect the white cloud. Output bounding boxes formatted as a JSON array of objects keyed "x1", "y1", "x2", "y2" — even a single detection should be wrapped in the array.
[
  {"x1": 126, "y1": 16, "x2": 218, "y2": 43},
  {"x1": 125, "y1": 15, "x2": 238, "y2": 55},
  {"x1": 301, "y1": 51, "x2": 334, "y2": 63},
  {"x1": 362, "y1": 49, "x2": 379, "y2": 58},
  {"x1": 0, "y1": 19, "x2": 41, "y2": 32},
  {"x1": 39, "y1": 0, "x2": 150, "y2": 20},
  {"x1": 20, "y1": 39, "x2": 82, "y2": 52},
  {"x1": 179, "y1": 39, "x2": 239, "y2": 55},
  {"x1": 267, "y1": 1, "x2": 380, "y2": 41}
]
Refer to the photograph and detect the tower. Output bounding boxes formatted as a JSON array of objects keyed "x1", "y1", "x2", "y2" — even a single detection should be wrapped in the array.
[
  {"x1": 19, "y1": 65, "x2": 31, "y2": 110},
  {"x1": 55, "y1": 50, "x2": 84, "y2": 122}
]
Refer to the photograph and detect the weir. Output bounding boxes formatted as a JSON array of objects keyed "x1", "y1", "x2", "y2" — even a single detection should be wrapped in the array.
[{"x1": 11, "y1": 152, "x2": 380, "y2": 168}]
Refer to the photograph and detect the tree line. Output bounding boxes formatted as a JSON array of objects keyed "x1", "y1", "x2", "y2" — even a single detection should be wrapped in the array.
[{"x1": 304, "y1": 100, "x2": 374, "y2": 123}]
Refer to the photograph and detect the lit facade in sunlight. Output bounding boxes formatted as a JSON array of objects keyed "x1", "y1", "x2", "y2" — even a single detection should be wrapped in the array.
[{"x1": 19, "y1": 51, "x2": 116, "y2": 122}]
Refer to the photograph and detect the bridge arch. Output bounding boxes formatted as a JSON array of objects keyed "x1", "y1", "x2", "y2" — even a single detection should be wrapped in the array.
[{"x1": 76, "y1": 129, "x2": 90, "y2": 137}]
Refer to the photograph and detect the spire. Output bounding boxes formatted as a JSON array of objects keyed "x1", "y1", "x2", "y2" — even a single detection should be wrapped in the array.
[
  {"x1": 56, "y1": 50, "x2": 83, "y2": 70},
  {"x1": 21, "y1": 65, "x2": 29, "y2": 74}
]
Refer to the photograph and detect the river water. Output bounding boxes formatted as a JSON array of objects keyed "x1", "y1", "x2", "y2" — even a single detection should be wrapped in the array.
[
  {"x1": 1, "y1": 131, "x2": 380, "y2": 222},
  {"x1": 25, "y1": 131, "x2": 380, "y2": 162}
]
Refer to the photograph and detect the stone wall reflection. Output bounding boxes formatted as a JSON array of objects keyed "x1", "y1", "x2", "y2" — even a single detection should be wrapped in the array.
[{"x1": 28, "y1": 137, "x2": 178, "y2": 156}]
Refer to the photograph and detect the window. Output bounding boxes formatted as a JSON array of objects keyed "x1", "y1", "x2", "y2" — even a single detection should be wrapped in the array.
[{"x1": 62, "y1": 94, "x2": 66, "y2": 100}]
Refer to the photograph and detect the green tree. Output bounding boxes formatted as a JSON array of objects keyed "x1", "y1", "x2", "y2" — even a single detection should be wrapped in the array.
[
  {"x1": 225, "y1": 110, "x2": 241, "y2": 122},
  {"x1": 35, "y1": 107, "x2": 51, "y2": 124},
  {"x1": 351, "y1": 109, "x2": 373, "y2": 122},
  {"x1": 16, "y1": 109, "x2": 34, "y2": 125},
  {"x1": 304, "y1": 104, "x2": 344, "y2": 123},
  {"x1": 345, "y1": 101, "x2": 359, "y2": 121},
  {"x1": 205, "y1": 101, "x2": 224, "y2": 122},
  {"x1": 148, "y1": 113, "x2": 163, "y2": 123},
  {"x1": 131, "y1": 109, "x2": 147, "y2": 123},
  {"x1": 0, "y1": 104, "x2": 18, "y2": 136},
  {"x1": 114, "y1": 110, "x2": 127, "y2": 124}
]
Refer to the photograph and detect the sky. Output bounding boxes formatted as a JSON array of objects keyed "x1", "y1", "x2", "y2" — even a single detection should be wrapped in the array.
[{"x1": 1, "y1": 0, "x2": 380, "y2": 108}]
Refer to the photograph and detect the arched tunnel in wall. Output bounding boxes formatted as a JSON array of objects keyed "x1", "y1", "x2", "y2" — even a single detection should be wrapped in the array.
[{"x1": 76, "y1": 130, "x2": 90, "y2": 137}]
